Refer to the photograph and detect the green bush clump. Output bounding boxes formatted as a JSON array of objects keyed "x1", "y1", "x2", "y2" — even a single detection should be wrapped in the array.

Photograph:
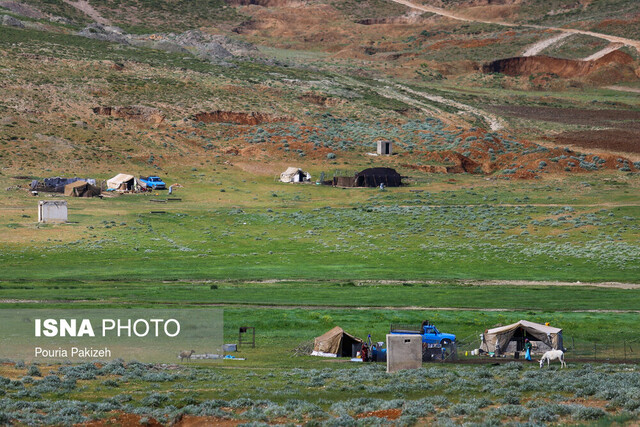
[{"x1": 26, "y1": 365, "x2": 41, "y2": 377}]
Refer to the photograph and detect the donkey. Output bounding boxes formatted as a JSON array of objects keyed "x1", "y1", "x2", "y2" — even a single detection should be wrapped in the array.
[
  {"x1": 179, "y1": 350, "x2": 195, "y2": 362},
  {"x1": 539, "y1": 349, "x2": 566, "y2": 368}
]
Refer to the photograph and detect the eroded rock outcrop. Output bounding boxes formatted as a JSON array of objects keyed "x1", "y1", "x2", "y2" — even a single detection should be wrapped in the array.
[
  {"x1": 93, "y1": 105, "x2": 165, "y2": 124},
  {"x1": 483, "y1": 51, "x2": 635, "y2": 79}
]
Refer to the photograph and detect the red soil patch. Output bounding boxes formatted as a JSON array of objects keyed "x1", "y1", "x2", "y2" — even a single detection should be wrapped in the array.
[
  {"x1": 80, "y1": 412, "x2": 163, "y2": 427},
  {"x1": 174, "y1": 415, "x2": 243, "y2": 427},
  {"x1": 355, "y1": 408, "x2": 402, "y2": 420},
  {"x1": 487, "y1": 105, "x2": 640, "y2": 157},
  {"x1": 192, "y1": 110, "x2": 293, "y2": 125},
  {"x1": 403, "y1": 151, "x2": 486, "y2": 174},
  {"x1": 596, "y1": 16, "x2": 640, "y2": 30},
  {"x1": 483, "y1": 51, "x2": 636, "y2": 80},
  {"x1": 555, "y1": 129, "x2": 640, "y2": 155},
  {"x1": 299, "y1": 92, "x2": 345, "y2": 107}
]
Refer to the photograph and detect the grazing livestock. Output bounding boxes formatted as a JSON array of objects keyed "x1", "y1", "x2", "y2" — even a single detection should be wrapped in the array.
[
  {"x1": 179, "y1": 350, "x2": 195, "y2": 362},
  {"x1": 539, "y1": 349, "x2": 566, "y2": 368}
]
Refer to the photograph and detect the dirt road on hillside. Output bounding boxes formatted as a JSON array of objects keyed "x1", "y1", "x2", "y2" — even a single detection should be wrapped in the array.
[
  {"x1": 583, "y1": 43, "x2": 624, "y2": 61},
  {"x1": 387, "y1": 0, "x2": 640, "y2": 53},
  {"x1": 62, "y1": 0, "x2": 110, "y2": 25},
  {"x1": 523, "y1": 32, "x2": 573, "y2": 57},
  {"x1": 606, "y1": 85, "x2": 640, "y2": 93},
  {"x1": 383, "y1": 81, "x2": 506, "y2": 130}
]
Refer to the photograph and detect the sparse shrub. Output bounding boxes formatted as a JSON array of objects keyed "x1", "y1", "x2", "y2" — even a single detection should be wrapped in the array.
[
  {"x1": 571, "y1": 405, "x2": 606, "y2": 420},
  {"x1": 141, "y1": 392, "x2": 171, "y2": 407},
  {"x1": 26, "y1": 365, "x2": 41, "y2": 377},
  {"x1": 528, "y1": 406, "x2": 558, "y2": 423}
]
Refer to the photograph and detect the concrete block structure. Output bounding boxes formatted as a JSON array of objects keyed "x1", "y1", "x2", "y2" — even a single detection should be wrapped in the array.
[
  {"x1": 38, "y1": 200, "x2": 67, "y2": 223},
  {"x1": 376, "y1": 140, "x2": 392, "y2": 155},
  {"x1": 386, "y1": 334, "x2": 422, "y2": 373}
]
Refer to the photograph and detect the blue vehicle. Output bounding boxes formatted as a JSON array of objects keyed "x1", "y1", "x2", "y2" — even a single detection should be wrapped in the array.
[
  {"x1": 140, "y1": 176, "x2": 166, "y2": 190},
  {"x1": 390, "y1": 321, "x2": 456, "y2": 346}
]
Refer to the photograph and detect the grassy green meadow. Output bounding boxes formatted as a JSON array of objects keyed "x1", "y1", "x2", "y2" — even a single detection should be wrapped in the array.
[{"x1": 1, "y1": 1, "x2": 640, "y2": 424}]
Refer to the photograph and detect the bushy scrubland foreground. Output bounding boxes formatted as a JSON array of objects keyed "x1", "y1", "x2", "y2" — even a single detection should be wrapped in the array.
[{"x1": 0, "y1": 360, "x2": 638, "y2": 425}]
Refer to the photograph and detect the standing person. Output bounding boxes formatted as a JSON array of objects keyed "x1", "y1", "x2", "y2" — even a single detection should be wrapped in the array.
[
  {"x1": 524, "y1": 338, "x2": 532, "y2": 361},
  {"x1": 361, "y1": 343, "x2": 369, "y2": 362}
]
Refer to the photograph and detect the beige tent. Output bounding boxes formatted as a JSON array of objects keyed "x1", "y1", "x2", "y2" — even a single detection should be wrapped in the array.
[
  {"x1": 107, "y1": 174, "x2": 144, "y2": 192},
  {"x1": 311, "y1": 326, "x2": 363, "y2": 358},
  {"x1": 480, "y1": 320, "x2": 563, "y2": 355},
  {"x1": 280, "y1": 167, "x2": 311, "y2": 183},
  {"x1": 64, "y1": 180, "x2": 101, "y2": 197}
]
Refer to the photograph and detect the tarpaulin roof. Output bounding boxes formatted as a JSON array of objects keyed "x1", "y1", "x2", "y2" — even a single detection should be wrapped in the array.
[
  {"x1": 107, "y1": 174, "x2": 144, "y2": 191},
  {"x1": 481, "y1": 320, "x2": 563, "y2": 353},
  {"x1": 34, "y1": 177, "x2": 96, "y2": 192},
  {"x1": 486, "y1": 320, "x2": 561, "y2": 336},
  {"x1": 64, "y1": 180, "x2": 101, "y2": 197},
  {"x1": 107, "y1": 173, "x2": 134, "y2": 186},
  {"x1": 312, "y1": 326, "x2": 362, "y2": 357}
]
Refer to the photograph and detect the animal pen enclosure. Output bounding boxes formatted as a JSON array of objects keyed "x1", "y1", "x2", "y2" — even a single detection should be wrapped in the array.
[{"x1": 455, "y1": 333, "x2": 640, "y2": 363}]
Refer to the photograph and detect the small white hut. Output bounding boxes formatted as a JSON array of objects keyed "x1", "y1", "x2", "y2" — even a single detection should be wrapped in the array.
[
  {"x1": 376, "y1": 140, "x2": 392, "y2": 155},
  {"x1": 38, "y1": 200, "x2": 67, "y2": 223}
]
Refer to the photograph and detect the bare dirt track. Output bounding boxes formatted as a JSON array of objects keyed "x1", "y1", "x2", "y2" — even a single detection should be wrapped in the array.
[
  {"x1": 3, "y1": 299, "x2": 639, "y2": 313},
  {"x1": 384, "y1": 81, "x2": 506, "y2": 130},
  {"x1": 522, "y1": 32, "x2": 573, "y2": 57},
  {"x1": 61, "y1": 0, "x2": 110, "y2": 25},
  {"x1": 607, "y1": 85, "x2": 640, "y2": 94},
  {"x1": 386, "y1": 0, "x2": 640, "y2": 52},
  {"x1": 583, "y1": 43, "x2": 624, "y2": 61}
]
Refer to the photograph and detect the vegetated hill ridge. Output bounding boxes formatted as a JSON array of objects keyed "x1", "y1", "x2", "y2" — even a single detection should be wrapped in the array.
[{"x1": 1, "y1": 0, "x2": 640, "y2": 180}]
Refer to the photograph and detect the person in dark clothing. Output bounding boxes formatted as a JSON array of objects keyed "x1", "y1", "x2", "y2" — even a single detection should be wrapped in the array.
[{"x1": 361, "y1": 343, "x2": 369, "y2": 362}]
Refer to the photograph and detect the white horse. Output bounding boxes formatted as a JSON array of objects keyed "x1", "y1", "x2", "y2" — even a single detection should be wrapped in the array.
[{"x1": 539, "y1": 349, "x2": 566, "y2": 368}]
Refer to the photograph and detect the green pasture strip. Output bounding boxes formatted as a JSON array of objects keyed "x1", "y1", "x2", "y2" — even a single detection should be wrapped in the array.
[
  {"x1": 1, "y1": 306, "x2": 638, "y2": 365},
  {"x1": 1, "y1": 200, "x2": 638, "y2": 282},
  {"x1": 1, "y1": 281, "x2": 640, "y2": 312}
]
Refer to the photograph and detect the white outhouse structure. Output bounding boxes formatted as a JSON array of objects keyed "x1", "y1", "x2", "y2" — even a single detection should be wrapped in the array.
[{"x1": 38, "y1": 200, "x2": 67, "y2": 223}]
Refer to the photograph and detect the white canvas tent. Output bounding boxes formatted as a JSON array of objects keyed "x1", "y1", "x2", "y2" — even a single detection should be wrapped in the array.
[
  {"x1": 280, "y1": 167, "x2": 311, "y2": 183},
  {"x1": 480, "y1": 320, "x2": 563, "y2": 355},
  {"x1": 107, "y1": 174, "x2": 145, "y2": 192}
]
